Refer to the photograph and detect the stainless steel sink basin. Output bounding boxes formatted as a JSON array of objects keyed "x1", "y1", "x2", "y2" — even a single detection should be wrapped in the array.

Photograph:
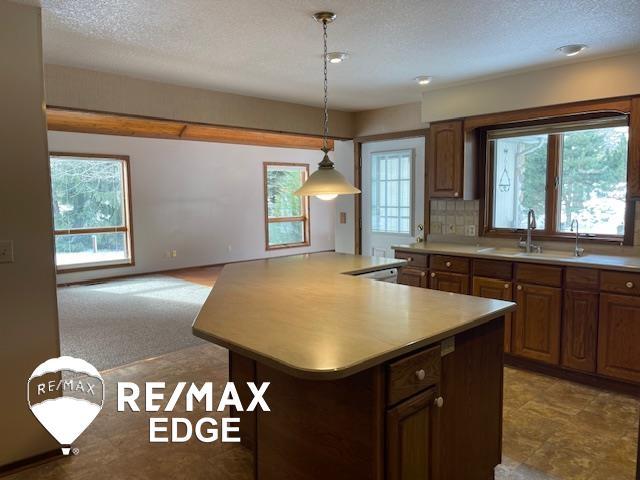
[{"x1": 476, "y1": 247, "x2": 522, "y2": 255}]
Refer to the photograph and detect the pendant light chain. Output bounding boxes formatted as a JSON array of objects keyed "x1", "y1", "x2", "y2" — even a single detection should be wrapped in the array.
[{"x1": 322, "y1": 19, "x2": 329, "y2": 153}]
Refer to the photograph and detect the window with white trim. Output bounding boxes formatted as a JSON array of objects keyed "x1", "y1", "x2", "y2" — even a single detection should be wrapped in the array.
[{"x1": 371, "y1": 150, "x2": 413, "y2": 234}]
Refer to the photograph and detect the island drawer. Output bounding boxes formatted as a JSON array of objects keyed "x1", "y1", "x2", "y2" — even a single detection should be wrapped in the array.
[
  {"x1": 430, "y1": 255, "x2": 469, "y2": 274},
  {"x1": 515, "y1": 263, "x2": 562, "y2": 287},
  {"x1": 394, "y1": 250, "x2": 428, "y2": 268},
  {"x1": 600, "y1": 271, "x2": 640, "y2": 295},
  {"x1": 386, "y1": 345, "x2": 441, "y2": 405}
]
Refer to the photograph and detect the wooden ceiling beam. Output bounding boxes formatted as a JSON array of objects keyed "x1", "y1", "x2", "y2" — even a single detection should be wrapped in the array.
[{"x1": 46, "y1": 108, "x2": 332, "y2": 151}]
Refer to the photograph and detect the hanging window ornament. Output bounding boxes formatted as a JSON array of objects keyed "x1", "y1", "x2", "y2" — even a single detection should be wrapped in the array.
[{"x1": 498, "y1": 148, "x2": 511, "y2": 193}]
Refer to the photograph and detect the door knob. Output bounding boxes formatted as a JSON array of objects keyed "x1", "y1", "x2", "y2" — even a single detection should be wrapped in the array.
[
  {"x1": 415, "y1": 369, "x2": 426, "y2": 381},
  {"x1": 434, "y1": 396, "x2": 444, "y2": 408}
]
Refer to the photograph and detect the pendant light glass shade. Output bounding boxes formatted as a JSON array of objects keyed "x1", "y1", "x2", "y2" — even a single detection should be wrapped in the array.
[{"x1": 295, "y1": 12, "x2": 359, "y2": 201}]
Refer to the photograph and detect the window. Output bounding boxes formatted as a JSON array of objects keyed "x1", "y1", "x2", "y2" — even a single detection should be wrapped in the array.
[
  {"x1": 264, "y1": 163, "x2": 310, "y2": 249},
  {"x1": 50, "y1": 153, "x2": 133, "y2": 270},
  {"x1": 487, "y1": 116, "x2": 630, "y2": 240},
  {"x1": 371, "y1": 150, "x2": 413, "y2": 234}
]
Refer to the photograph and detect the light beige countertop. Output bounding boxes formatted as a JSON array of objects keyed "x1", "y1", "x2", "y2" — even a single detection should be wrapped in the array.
[
  {"x1": 393, "y1": 242, "x2": 640, "y2": 272},
  {"x1": 192, "y1": 252, "x2": 515, "y2": 380}
]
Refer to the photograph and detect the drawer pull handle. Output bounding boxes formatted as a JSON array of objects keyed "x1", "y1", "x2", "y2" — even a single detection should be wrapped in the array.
[
  {"x1": 434, "y1": 396, "x2": 444, "y2": 408},
  {"x1": 431, "y1": 272, "x2": 436, "y2": 278},
  {"x1": 445, "y1": 261, "x2": 452, "y2": 268},
  {"x1": 626, "y1": 281, "x2": 634, "y2": 289},
  {"x1": 504, "y1": 283, "x2": 509, "y2": 289},
  {"x1": 517, "y1": 285, "x2": 523, "y2": 291},
  {"x1": 415, "y1": 369, "x2": 426, "y2": 381}
]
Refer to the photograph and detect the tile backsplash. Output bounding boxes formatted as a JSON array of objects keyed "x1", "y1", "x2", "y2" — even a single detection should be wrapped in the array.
[{"x1": 430, "y1": 200, "x2": 479, "y2": 237}]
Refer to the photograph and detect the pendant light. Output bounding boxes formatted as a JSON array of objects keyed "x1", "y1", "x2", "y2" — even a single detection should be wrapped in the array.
[{"x1": 294, "y1": 12, "x2": 360, "y2": 201}]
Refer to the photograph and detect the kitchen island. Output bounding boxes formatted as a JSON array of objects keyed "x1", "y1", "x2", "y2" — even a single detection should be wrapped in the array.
[{"x1": 193, "y1": 252, "x2": 516, "y2": 479}]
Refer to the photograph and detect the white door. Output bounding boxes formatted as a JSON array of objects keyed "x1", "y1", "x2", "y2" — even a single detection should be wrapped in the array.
[{"x1": 361, "y1": 137, "x2": 425, "y2": 258}]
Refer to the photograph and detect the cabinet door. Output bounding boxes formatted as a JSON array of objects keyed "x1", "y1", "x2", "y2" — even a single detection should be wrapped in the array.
[
  {"x1": 428, "y1": 121, "x2": 463, "y2": 198},
  {"x1": 398, "y1": 267, "x2": 427, "y2": 288},
  {"x1": 386, "y1": 387, "x2": 438, "y2": 480},
  {"x1": 513, "y1": 283, "x2": 562, "y2": 364},
  {"x1": 430, "y1": 271, "x2": 469, "y2": 294},
  {"x1": 598, "y1": 293, "x2": 640, "y2": 383},
  {"x1": 562, "y1": 290, "x2": 598, "y2": 373},
  {"x1": 472, "y1": 276, "x2": 513, "y2": 353}
]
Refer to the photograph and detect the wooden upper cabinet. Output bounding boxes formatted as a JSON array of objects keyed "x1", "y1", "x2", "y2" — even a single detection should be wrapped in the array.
[
  {"x1": 512, "y1": 283, "x2": 562, "y2": 365},
  {"x1": 429, "y1": 121, "x2": 463, "y2": 198},
  {"x1": 628, "y1": 97, "x2": 640, "y2": 198},
  {"x1": 472, "y1": 276, "x2": 513, "y2": 353},
  {"x1": 429, "y1": 271, "x2": 469, "y2": 294},
  {"x1": 562, "y1": 290, "x2": 598, "y2": 373},
  {"x1": 386, "y1": 387, "x2": 438, "y2": 480},
  {"x1": 598, "y1": 293, "x2": 640, "y2": 383}
]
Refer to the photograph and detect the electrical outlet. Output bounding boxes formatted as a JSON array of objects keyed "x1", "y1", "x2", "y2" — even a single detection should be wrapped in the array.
[
  {"x1": 171, "y1": 250, "x2": 177, "y2": 258},
  {"x1": 0, "y1": 240, "x2": 14, "y2": 263},
  {"x1": 465, "y1": 225, "x2": 476, "y2": 236}
]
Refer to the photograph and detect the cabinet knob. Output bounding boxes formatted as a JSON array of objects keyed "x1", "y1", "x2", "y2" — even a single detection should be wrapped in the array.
[
  {"x1": 445, "y1": 261, "x2": 452, "y2": 268},
  {"x1": 626, "y1": 281, "x2": 634, "y2": 289},
  {"x1": 517, "y1": 285, "x2": 523, "y2": 291},
  {"x1": 407, "y1": 257, "x2": 413, "y2": 262},
  {"x1": 431, "y1": 272, "x2": 436, "y2": 278},
  {"x1": 504, "y1": 283, "x2": 510, "y2": 289},
  {"x1": 434, "y1": 396, "x2": 444, "y2": 408},
  {"x1": 415, "y1": 369, "x2": 426, "y2": 381},
  {"x1": 453, "y1": 192, "x2": 459, "y2": 197},
  {"x1": 420, "y1": 271, "x2": 426, "y2": 278}
]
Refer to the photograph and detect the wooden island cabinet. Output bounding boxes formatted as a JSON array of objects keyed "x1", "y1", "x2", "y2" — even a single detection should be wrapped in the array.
[{"x1": 395, "y1": 247, "x2": 640, "y2": 393}]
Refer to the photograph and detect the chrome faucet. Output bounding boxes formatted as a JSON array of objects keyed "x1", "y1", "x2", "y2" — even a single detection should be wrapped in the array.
[
  {"x1": 570, "y1": 219, "x2": 585, "y2": 257},
  {"x1": 519, "y1": 209, "x2": 542, "y2": 253}
]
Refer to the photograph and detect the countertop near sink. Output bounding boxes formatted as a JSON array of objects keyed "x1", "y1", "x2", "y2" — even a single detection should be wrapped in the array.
[{"x1": 392, "y1": 242, "x2": 640, "y2": 272}]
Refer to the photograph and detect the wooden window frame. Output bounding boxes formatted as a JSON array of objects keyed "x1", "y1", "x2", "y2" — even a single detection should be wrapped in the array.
[
  {"x1": 263, "y1": 162, "x2": 310, "y2": 251},
  {"x1": 480, "y1": 113, "x2": 635, "y2": 245},
  {"x1": 50, "y1": 152, "x2": 135, "y2": 273}
]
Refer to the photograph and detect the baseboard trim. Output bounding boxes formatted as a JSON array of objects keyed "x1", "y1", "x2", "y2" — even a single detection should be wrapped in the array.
[
  {"x1": 504, "y1": 354, "x2": 640, "y2": 397},
  {"x1": 0, "y1": 449, "x2": 62, "y2": 477}
]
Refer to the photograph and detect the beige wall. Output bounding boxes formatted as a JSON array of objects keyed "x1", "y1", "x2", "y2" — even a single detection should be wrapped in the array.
[
  {"x1": 45, "y1": 64, "x2": 355, "y2": 139},
  {"x1": 422, "y1": 51, "x2": 640, "y2": 122},
  {"x1": 353, "y1": 102, "x2": 425, "y2": 137},
  {"x1": 0, "y1": 1, "x2": 60, "y2": 467}
]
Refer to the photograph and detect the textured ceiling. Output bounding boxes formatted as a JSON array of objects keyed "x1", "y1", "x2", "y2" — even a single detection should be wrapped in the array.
[{"x1": 23, "y1": 0, "x2": 640, "y2": 111}]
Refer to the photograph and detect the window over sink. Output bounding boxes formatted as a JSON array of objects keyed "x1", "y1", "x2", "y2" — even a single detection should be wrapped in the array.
[{"x1": 486, "y1": 116, "x2": 630, "y2": 242}]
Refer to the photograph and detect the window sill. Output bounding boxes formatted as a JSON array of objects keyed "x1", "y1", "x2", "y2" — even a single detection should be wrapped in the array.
[
  {"x1": 266, "y1": 242, "x2": 311, "y2": 251},
  {"x1": 56, "y1": 259, "x2": 134, "y2": 274}
]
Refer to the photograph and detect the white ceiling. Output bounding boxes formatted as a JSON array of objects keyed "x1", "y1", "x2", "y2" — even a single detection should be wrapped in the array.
[{"x1": 23, "y1": 0, "x2": 640, "y2": 111}]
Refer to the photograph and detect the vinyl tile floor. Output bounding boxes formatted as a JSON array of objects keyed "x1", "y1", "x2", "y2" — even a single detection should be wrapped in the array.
[{"x1": 7, "y1": 345, "x2": 639, "y2": 480}]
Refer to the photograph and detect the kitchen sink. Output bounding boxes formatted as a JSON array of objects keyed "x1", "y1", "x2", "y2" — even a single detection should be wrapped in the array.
[{"x1": 476, "y1": 247, "x2": 583, "y2": 259}]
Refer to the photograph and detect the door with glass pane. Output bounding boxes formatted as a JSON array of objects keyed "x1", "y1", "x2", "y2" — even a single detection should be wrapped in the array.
[{"x1": 361, "y1": 137, "x2": 425, "y2": 258}]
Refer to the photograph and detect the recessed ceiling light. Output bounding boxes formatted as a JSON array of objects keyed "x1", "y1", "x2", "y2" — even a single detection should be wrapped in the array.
[
  {"x1": 556, "y1": 44, "x2": 588, "y2": 57},
  {"x1": 415, "y1": 75, "x2": 433, "y2": 85},
  {"x1": 326, "y1": 52, "x2": 349, "y2": 64}
]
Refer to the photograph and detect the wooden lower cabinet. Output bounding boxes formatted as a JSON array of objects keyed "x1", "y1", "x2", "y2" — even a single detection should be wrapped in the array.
[
  {"x1": 398, "y1": 267, "x2": 427, "y2": 288},
  {"x1": 472, "y1": 276, "x2": 513, "y2": 353},
  {"x1": 598, "y1": 294, "x2": 640, "y2": 383},
  {"x1": 513, "y1": 283, "x2": 562, "y2": 365},
  {"x1": 562, "y1": 290, "x2": 598, "y2": 373},
  {"x1": 429, "y1": 271, "x2": 469, "y2": 294},
  {"x1": 386, "y1": 387, "x2": 438, "y2": 480}
]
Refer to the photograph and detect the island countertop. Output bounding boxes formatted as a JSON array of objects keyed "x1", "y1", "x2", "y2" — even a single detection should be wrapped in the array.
[{"x1": 192, "y1": 252, "x2": 515, "y2": 379}]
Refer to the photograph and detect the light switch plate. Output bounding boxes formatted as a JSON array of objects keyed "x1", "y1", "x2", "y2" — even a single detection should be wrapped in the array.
[
  {"x1": 441, "y1": 337, "x2": 455, "y2": 356},
  {"x1": 0, "y1": 240, "x2": 14, "y2": 263}
]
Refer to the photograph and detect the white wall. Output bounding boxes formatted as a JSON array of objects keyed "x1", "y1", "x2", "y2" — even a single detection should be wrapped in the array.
[
  {"x1": 422, "y1": 51, "x2": 640, "y2": 122},
  {"x1": 1, "y1": 2, "x2": 60, "y2": 466},
  {"x1": 48, "y1": 132, "x2": 338, "y2": 283},
  {"x1": 333, "y1": 140, "x2": 355, "y2": 254}
]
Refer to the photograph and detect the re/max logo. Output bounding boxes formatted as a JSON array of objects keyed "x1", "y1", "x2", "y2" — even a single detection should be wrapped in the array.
[{"x1": 117, "y1": 381, "x2": 269, "y2": 443}]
